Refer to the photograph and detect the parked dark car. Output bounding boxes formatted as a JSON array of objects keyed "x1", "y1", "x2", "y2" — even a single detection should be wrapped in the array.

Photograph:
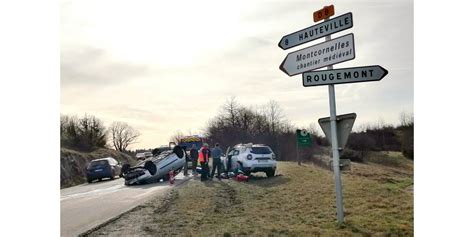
[{"x1": 86, "y1": 157, "x2": 122, "y2": 183}]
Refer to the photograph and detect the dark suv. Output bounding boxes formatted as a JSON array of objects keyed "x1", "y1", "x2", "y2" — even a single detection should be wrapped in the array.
[{"x1": 86, "y1": 157, "x2": 122, "y2": 183}]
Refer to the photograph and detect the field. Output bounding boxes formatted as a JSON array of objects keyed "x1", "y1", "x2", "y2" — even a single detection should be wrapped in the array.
[{"x1": 87, "y1": 153, "x2": 413, "y2": 236}]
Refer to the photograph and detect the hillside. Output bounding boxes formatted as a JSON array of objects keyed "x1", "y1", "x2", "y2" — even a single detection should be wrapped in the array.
[
  {"x1": 86, "y1": 154, "x2": 413, "y2": 236},
  {"x1": 60, "y1": 148, "x2": 136, "y2": 188}
]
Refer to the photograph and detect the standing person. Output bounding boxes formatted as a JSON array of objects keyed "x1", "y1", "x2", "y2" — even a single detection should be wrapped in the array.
[
  {"x1": 211, "y1": 143, "x2": 223, "y2": 180},
  {"x1": 190, "y1": 144, "x2": 199, "y2": 175},
  {"x1": 199, "y1": 143, "x2": 211, "y2": 181}
]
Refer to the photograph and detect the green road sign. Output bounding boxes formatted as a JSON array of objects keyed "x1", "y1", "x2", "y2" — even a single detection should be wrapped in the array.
[{"x1": 296, "y1": 129, "x2": 312, "y2": 147}]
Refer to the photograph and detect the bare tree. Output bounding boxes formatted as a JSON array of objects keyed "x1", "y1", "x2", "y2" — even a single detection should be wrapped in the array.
[
  {"x1": 222, "y1": 96, "x2": 239, "y2": 128},
  {"x1": 110, "y1": 121, "x2": 140, "y2": 152},
  {"x1": 264, "y1": 100, "x2": 285, "y2": 134},
  {"x1": 399, "y1": 111, "x2": 414, "y2": 127},
  {"x1": 307, "y1": 122, "x2": 320, "y2": 137}
]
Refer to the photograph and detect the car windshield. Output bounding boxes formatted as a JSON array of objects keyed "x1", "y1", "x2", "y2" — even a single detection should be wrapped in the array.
[
  {"x1": 88, "y1": 160, "x2": 108, "y2": 168},
  {"x1": 250, "y1": 146, "x2": 272, "y2": 154}
]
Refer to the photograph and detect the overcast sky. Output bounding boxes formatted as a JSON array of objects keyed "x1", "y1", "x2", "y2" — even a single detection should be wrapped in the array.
[{"x1": 60, "y1": 0, "x2": 413, "y2": 149}]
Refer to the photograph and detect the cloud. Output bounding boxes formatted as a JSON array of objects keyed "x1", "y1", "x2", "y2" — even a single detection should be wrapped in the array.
[
  {"x1": 60, "y1": 0, "x2": 413, "y2": 148},
  {"x1": 60, "y1": 47, "x2": 149, "y2": 88}
]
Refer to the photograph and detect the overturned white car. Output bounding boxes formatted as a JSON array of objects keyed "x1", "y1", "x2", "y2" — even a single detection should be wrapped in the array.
[{"x1": 121, "y1": 146, "x2": 186, "y2": 185}]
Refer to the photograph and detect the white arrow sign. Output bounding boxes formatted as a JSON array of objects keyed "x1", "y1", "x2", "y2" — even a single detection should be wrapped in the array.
[
  {"x1": 302, "y1": 65, "x2": 388, "y2": 87},
  {"x1": 278, "y1": 12, "x2": 353, "y2": 50},
  {"x1": 279, "y1": 33, "x2": 355, "y2": 76}
]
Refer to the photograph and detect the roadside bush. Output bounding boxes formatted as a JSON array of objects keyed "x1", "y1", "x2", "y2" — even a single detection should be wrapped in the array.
[
  {"x1": 400, "y1": 124, "x2": 414, "y2": 160},
  {"x1": 366, "y1": 127, "x2": 401, "y2": 151},
  {"x1": 60, "y1": 114, "x2": 108, "y2": 151},
  {"x1": 346, "y1": 133, "x2": 376, "y2": 152},
  {"x1": 340, "y1": 148, "x2": 366, "y2": 163}
]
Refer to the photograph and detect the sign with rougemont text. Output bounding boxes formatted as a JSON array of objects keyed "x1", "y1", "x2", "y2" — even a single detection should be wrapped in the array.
[
  {"x1": 279, "y1": 12, "x2": 353, "y2": 50},
  {"x1": 279, "y1": 33, "x2": 355, "y2": 76},
  {"x1": 302, "y1": 65, "x2": 388, "y2": 87}
]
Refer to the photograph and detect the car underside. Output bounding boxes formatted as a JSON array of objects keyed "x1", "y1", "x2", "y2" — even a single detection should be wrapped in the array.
[{"x1": 122, "y1": 146, "x2": 186, "y2": 185}]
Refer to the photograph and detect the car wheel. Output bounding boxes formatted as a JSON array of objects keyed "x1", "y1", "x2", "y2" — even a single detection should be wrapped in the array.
[
  {"x1": 87, "y1": 179, "x2": 92, "y2": 183},
  {"x1": 266, "y1": 169, "x2": 275, "y2": 177},
  {"x1": 98, "y1": 178, "x2": 102, "y2": 181},
  {"x1": 121, "y1": 164, "x2": 131, "y2": 176},
  {"x1": 144, "y1": 161, "x2": 157, "y2": 175},
  {"x1": 173, "y1": 146, "x2": 184, "y2": 158},
  {"x1": 110, "y1": 171, "x2": 115, "y2": 180}
]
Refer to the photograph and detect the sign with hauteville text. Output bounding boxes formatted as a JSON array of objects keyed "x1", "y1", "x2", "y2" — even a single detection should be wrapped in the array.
[{"x1": 278, "y1": 12, "x2": 353, "y2": 50}]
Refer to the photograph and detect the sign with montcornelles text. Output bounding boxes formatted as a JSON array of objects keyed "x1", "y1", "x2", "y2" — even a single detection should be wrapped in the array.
[{"x1": 279, "y1": 33, "x2": 355, "y2": 76}]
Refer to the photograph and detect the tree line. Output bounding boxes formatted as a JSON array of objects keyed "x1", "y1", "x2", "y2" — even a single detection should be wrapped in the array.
[
  {"x1": 202, "y1": 97, "x2": 299, "y2": 160},
  {"x1": 200, "y1": 97, "x2": 414, "y2": 162},
  {"x1": 60, "y1": 114, "x2": 140, "y2": 152},
  {"x1": 344, "y1": 112, "x2": 414, "y2": 160},
  {"x1": 61, "y1": 99, "x2": 413, "y2": 162}
]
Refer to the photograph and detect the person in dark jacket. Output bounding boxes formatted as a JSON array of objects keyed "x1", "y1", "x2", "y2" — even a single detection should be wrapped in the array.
[
  {"x1": 199, "y1": 143, "x2": 211, "y2": 181},
  {"x1": 190, "y1": 144, "x2": 199, "y2": 175},
  {"x1": 210, "y1": 143, "x2": 223, "y2": 180}
]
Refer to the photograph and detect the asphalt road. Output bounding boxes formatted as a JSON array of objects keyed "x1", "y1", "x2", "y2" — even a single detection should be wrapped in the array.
[{"x1": 60, "y1": 173, "x2": 190, "y2": 237}]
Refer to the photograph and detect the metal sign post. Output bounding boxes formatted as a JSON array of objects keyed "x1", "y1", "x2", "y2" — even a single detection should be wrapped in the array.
[
  {"x1": 324, "y1": 17, "x2": 345, "y2": 224},
  {"x1": 296, "y1": 138, "x2": 300, "y2": 165},
  {"x1": 278, "y1": 5, "x2": 388, "y2": 225}
]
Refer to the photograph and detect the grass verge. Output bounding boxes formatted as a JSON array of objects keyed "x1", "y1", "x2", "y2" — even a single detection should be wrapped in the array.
[{"x1": 87, "y1": 160, "x2": 413, "y2": 236}]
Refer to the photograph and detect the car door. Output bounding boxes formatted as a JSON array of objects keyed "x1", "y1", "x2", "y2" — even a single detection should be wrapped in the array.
[{"x1": 230, "y1": 149, "x2": 240, "y2": 170}]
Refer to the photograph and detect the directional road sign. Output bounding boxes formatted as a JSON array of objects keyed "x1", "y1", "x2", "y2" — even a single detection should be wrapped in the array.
[
  {"x1": 313, "y1": 5, "x2": 335, "y2": 23},
  {"x1": 302, "y1": 65, "x2": 388, "y2": 87},
  {"x1": 318, "y1": 113, "x2": 357, "y2": 151},
  {"x1": 279, "y1": 12, "x2": 353, "y2": 50},
  {"x1": 279, "y1": 33, "x2": 355, "y2": 76}
]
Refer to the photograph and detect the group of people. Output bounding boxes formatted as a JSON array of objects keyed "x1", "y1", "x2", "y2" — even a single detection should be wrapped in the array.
[{"x1": 188, "y1": 143, "x2": 223, "y2": 181}]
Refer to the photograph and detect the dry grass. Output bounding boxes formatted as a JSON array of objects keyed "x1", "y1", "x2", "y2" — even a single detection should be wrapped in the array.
[{"x1": 88, "y1": 157, "x2": 413, "y2": 236}]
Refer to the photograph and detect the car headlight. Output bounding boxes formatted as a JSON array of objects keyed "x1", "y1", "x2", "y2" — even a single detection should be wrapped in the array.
[
  {"x1": 247, "y1": 154, "x2": 252, "y2": 160},
  {"x1": 272, "y1": 153, "x2": 276, "y2": 159}
]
